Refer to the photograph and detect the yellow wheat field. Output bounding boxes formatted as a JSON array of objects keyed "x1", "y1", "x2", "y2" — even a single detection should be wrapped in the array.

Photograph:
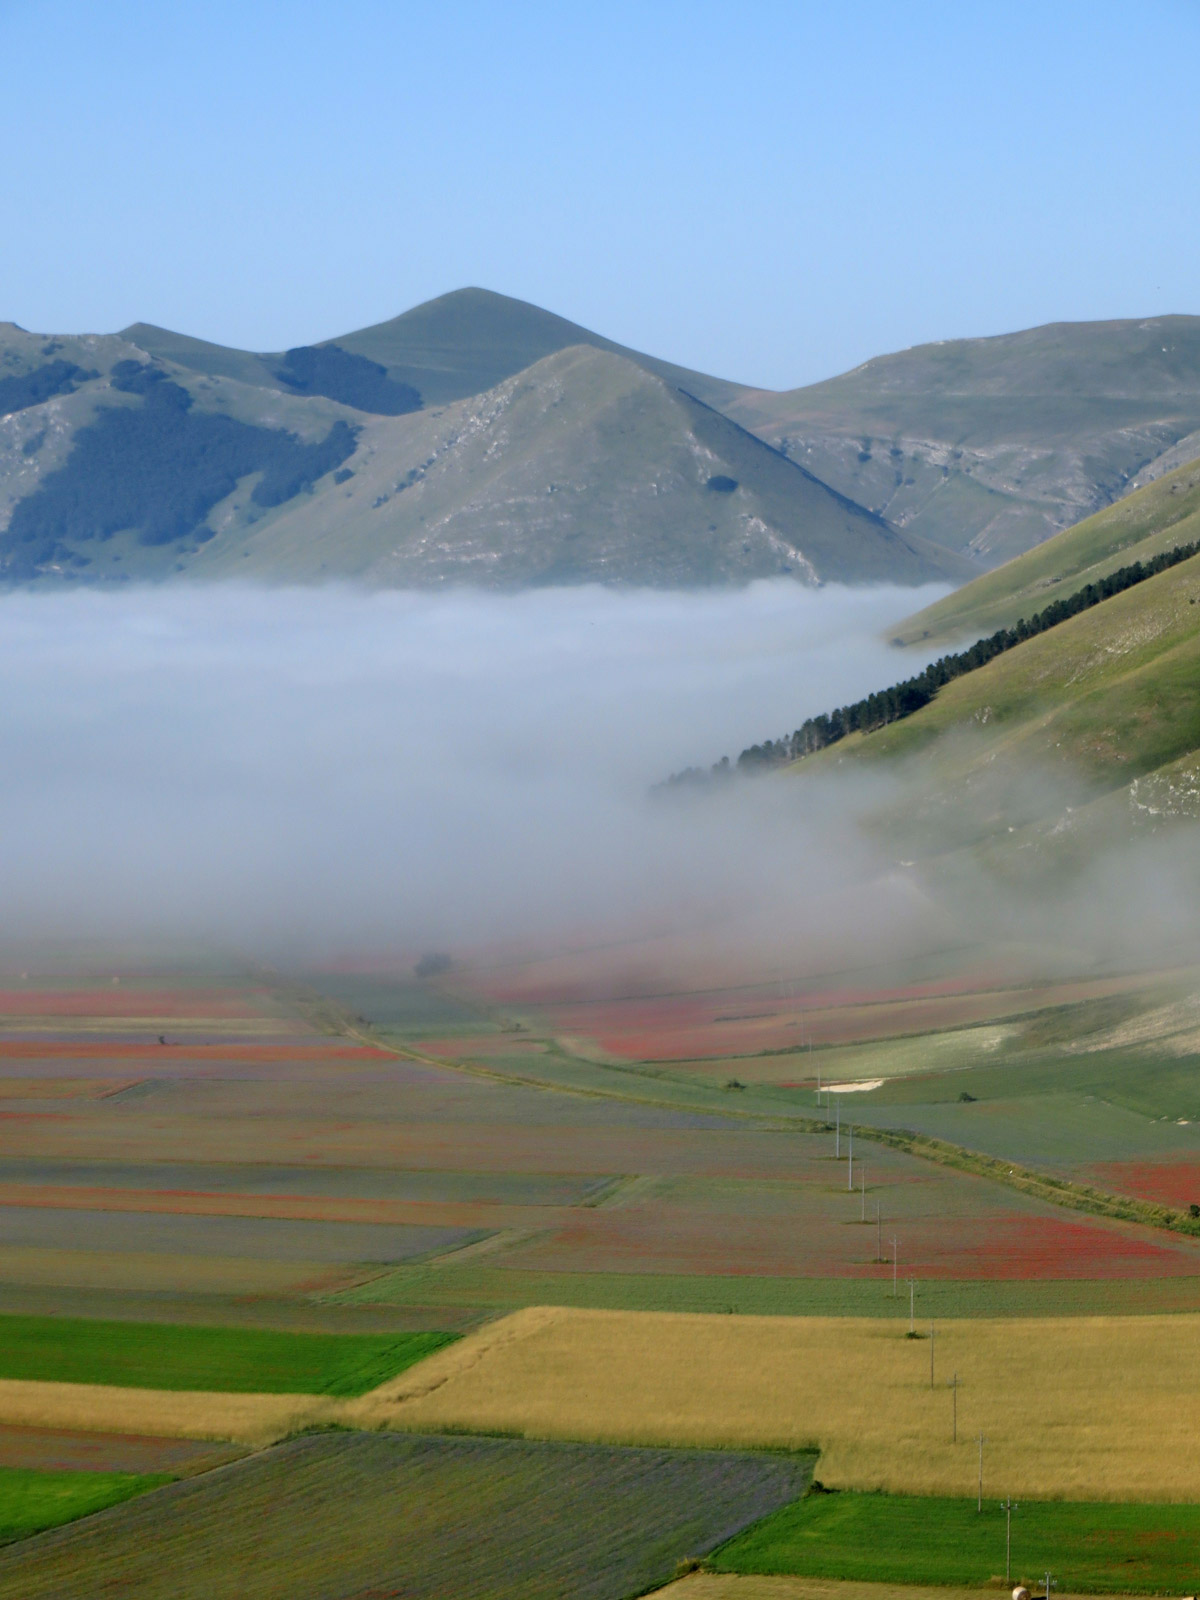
[
  {"x1": 363, "y1": 1306, "x2": 1200, "y2": 1501},
  {"x1": 5, "y1": 1306, "x2": 1199, "y2": 1496},
  {"x1": 0, "y1": 1378, "x2": 338, "y2": 1446}
]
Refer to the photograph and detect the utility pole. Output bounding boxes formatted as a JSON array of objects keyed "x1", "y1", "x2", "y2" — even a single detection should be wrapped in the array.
[
  {"x1": 1002, "y1": 1498, "x2": 1017, "y2": 1583},
  {"x1": 1043, "y1": 1573, "x2": 1056, "y2": 1600},
  {"x1": 876, "y1": 1203, "x2": 882, "y2": 1262},
  {"x1": 929, "y1": 1321, "x2": 935, "y2": 1389},
  {"x1": 907, "y1": 1277, "x2": 917, "y2": 1334},
  {"x1": 891, "y1": 1237, "x2": 898, "y2": 1295},
  {"x1": 951, "y1": 1371, "x2": 958, "y2": 1443},
  {"x1": 861, "y1": 1165, "x2": 867, "y2": 1222},
  {"x1": 976, "y1": 1433, "x2": 988, "y2": 1512},
  {"x1": 847, "y1": 1124, "x2": 854, "y2": 1190},
  {"x1": 835, "y1": 1096, "x2": 840, "y2": 1156}
]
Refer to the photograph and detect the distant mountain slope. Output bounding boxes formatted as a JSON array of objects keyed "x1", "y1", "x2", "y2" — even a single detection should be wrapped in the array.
[
  {"x1": 125, "y1": 288, "x2": 749, "y2": 413},
  {"x1": 182, "y1": 345, "x2": 970, "y2": 588},
  {"x1": 12, "y1": 295, "x2": 1200, "y2": 589},
  {"x1": 329, "y1": 287, "x2": 749, "y2": 410},
  {"x1": 0, "y1": 326, "x2": 367, "y2": 584},
  {"x1": 728, "y1": 317, "x2": 1200, "y2": 567},
  {"x1": 894, "y1": 459, "x2": 1200, "y2": 645},
  {"x1": 0, "y1": 328, "x2": 962, "y2": 589}
]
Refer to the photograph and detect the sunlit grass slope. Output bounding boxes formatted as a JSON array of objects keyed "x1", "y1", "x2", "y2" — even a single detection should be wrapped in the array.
[
  {"x1": 894, "y1": 457, "x2": 1200, "y2": 645},
  {"x1": 814, "y1": 540, "x2": 1200, "y2": 852}
]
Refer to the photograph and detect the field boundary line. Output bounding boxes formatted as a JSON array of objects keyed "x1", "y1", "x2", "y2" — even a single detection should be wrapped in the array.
[
  {"x1": 857, "y1": 1125, "x2": 1200, "y2": 1240},
  {"x1": 342, "y1": 1307, "x2": 565, "y2": 1424}
]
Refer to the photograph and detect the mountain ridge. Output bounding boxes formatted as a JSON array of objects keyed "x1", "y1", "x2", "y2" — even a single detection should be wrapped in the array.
[
  {"x1": 0, "y1": 326, "x2": 962, "y2": 589},
  {"x1": 5, "y1": 291, "x2": 1200, "y2": 591}
]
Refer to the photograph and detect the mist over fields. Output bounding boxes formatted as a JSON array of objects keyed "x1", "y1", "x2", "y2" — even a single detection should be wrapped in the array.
[{"x1": 0, "y1": 581, "x2": 952, "y2": 967}]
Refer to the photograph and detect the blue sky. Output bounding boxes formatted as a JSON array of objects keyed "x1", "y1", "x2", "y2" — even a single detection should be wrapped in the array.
[{"x1": 2, "y1": 0, "x2": 1198, "y2": 387}]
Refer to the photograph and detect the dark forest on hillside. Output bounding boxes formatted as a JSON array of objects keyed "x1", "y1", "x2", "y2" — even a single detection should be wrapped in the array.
[
  {"x1": 1, "y1": 364, "x2": 358, "y2": 577},
  {"x1": 662, "y1": 538, "x2": 1200, "y2": 790}
]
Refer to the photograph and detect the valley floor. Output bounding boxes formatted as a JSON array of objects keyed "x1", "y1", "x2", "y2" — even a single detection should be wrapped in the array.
[{"x1": 0, "y1": 945, "x2": 1198, "y2": 1593}]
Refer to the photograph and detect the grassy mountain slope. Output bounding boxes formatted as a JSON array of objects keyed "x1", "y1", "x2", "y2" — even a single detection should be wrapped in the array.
[
  {"x1": 728, "y1": 316, "x2": 1200, "y2": 565},
  {"x1": 809, "y1": 542, "x2": 1200, "y2": 860},
  {"x1": 185, "y1": 345, "x2": 970, "y2": 588},
  {"x1": 119, "y1": 325, "x2": 279, "y2": 389},
  {"x1": 17, "y1": 297, "x2": 1200, "y2": 587},
  {"x1": 330, "y1": 287, "x2": 750, "y2": 410},
  {"x1": 0, "y1": 327, "x2": 365, "y2": 584},
  {"x1": 126, "y1": 288, "x2": 749, "y2": 412},
  {"x1": 894, "y1": 458, "x2": 1200, "y2": 645}
]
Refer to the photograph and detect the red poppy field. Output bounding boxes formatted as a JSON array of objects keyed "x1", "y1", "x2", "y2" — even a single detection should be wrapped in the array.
[
  {"x1": 501, "y1": 972, "x2": 1164, "y2": 1062},
  {"x1": 0, "y1": 959, "x2": 1197, "y2": 1321},
  {"x1": 1088, "y1": 1161, "x2": 1200, "y2": 1209}
]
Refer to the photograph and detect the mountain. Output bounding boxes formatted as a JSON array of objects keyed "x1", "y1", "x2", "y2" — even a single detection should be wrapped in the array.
[
  {"x1": 785, "y1": 459, "x2": 1200, "y2": 865},
  {"x1": 7, "y1": 293, "x2": 1200, "y2": 591},
  {"x1": 182, "y1": 345, "x2": 969, "y2": 588},
  {"x1": 0, "y1": 325, "x2": 965, "y2": 589},
  {"x1": 893, "y1": 458, "x2": 1200, "y2": 645},
  {"x1": 323, "y1": 287, "x2": 750, "y2": 411},
  {"x1": 123, "y1": 287, "x2": 748, "y2": 412},
  {"x1": 727, "y1": 317, "x2": 1200, "y2": 567}
]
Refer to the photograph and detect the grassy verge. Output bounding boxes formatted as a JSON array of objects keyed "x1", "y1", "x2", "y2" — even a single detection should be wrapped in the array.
[
  {"x1": 0, "y1": 1466, "x2": 171, "y2": 1546},
  {"x1": 0, "y1": 1315, "x2": 458, "y2": 1395},
  {"x1": 713, "y1": 1489, "x2": 1200, "y2": 1593},
  {"x1": 859, "y1": 1124, "x2": 1200, "y2": 1239}
]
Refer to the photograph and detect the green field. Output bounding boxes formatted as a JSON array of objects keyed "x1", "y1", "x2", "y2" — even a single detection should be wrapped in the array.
[
  {"x1": 334, "y1": 1265, "x2": 1200, "y2": 1318},
  {"x1": 714, "y1": 1489, "x2": 1200, "y2": 1592},
  {"x1": 0, "y1": 1467, "x2": 171, "y2": 1547},
  {"x1": 0, "y1": 1431, "x2": 813, "y2": 1600},
  {"x1": 0, "y1": 1315, "x2": 457, "y2": 1396}
]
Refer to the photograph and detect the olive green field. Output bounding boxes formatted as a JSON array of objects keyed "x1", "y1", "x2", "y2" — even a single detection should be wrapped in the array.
[
  {"x1": 0, "y1": 1315, "x2": 457, "y2": 1397},
  {"x1": 713, "y1": 1490, "x2": 1200, "y2": 1594},
  {"x1": 0, "y1": 1467, "x2": 172, "y2": 1547}
]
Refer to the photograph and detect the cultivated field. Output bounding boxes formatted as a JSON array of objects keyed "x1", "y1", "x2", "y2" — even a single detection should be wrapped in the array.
[
  {"x1": 659, "y1": 1578, "x2": 1115, "y2": 1600},
  {"x1": 712, "y1": 1490, "x2": 1200, "y2": 1592},
  {"x1": 364, "y1": 1305, "x2": 1200, "y2": 1501},
  {"x1": 0, "y1": 1424, "x2": 242, "y2": 1474},
  {"x1": 0, "y1": 1431, "x2": 812, "y2": 1600},
  {"x1": 0, "y1": 1466, "x2": 172, "y2": 1546},
  {"x1": 1, "y1": 956, "x2": 1199, "y2": 1592},
  {"x1": 0, "y1": 1315, "x2": 456, "y2": 1395}
]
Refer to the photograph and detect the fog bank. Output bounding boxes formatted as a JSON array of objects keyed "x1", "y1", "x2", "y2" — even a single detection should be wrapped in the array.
[{"x1": 0, "y1": 581, "x2": 946, "y2": 965}]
